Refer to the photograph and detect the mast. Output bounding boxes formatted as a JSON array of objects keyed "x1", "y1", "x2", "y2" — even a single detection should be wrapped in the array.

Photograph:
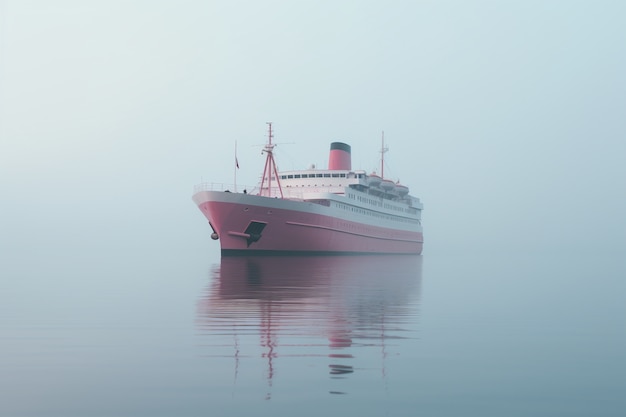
[
  {"x1": 259, "y1": 122, "x2": 284, "y2": 198},
  {"x1": 380, "y1": 131, "x2": 388, "y2": 179},
  {"x1": 234, "y1": 141, "x2": 238, "y2": 193}
]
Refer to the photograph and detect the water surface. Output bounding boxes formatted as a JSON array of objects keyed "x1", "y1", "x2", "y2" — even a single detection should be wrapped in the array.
[{"x1": 1, "y1": 251, "x2": 623, "y2": 416}]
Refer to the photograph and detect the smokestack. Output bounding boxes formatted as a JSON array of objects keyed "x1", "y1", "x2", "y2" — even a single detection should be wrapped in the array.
[{"x1": 328, "y1": 142, "x2": 351, "y2": 170}]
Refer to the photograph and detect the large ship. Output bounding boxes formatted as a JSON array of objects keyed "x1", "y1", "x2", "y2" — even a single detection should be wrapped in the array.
[{"x1": 192, "y1": 123, "x2": 424, "y2": 255}]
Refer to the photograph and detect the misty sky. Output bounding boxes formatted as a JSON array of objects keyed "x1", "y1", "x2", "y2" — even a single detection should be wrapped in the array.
[{"x1": 1, "y1": 0, "x2": 625, "y2": 258}]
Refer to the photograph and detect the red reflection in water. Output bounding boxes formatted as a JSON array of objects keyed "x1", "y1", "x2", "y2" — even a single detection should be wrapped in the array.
[{"x1": 197, "y1": 255, "x2": 422, "y2": 397}]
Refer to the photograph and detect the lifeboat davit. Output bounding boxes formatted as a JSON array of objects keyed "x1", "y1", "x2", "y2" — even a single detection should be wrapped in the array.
[
  {"x1": 380, "y1": 179, "x2": 395, "y2": 192},
  {"x1": 368, "y1": 173, "x2": 382, "y2": 187}
]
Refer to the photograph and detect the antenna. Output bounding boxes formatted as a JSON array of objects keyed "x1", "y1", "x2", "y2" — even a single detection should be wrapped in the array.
[{"x1": 267, "y1": 121, "x2": 274, "y2": 144}]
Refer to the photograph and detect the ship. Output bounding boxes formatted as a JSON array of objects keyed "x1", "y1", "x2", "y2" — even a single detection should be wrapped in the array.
[{"x1": 192, "y1": 123, "x2": 424, "y2": 255}]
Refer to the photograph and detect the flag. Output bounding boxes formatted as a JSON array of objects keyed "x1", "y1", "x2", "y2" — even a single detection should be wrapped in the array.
[{"x1": 235, "y1": 140, "x2": 240, "y2": 169}]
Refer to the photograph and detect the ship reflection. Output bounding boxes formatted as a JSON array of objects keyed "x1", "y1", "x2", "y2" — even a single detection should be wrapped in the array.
[{"x1": 197, "y1": 255, "x2": 422, "y2": 397}]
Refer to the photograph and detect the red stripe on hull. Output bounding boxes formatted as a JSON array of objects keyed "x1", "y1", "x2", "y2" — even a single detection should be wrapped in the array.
[{"x1": 198, "y1": 200, "x2": 423, "y2": 255}]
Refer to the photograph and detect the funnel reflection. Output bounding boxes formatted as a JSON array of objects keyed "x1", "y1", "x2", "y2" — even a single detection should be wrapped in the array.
[{"x1": 197, "y1": 255, "x2": 422, "y2": 397}]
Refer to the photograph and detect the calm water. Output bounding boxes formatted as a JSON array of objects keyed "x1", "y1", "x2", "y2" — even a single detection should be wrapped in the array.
[{"x1": 1, "y1": 250, "x2": 624, "y2": 416}]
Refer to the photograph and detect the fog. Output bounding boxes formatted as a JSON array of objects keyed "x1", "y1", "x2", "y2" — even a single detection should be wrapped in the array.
[{"x1": 1, "y1": 0, "x2": 625, "y2": 260}]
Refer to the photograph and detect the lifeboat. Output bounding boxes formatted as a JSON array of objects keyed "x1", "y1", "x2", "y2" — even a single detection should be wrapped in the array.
[
  {"x1": 368, "y1": 173, "x2": 382, "y2": 187},
  {"x1": 380, "y1": 179, "x2": 395, "y2": 192},
  {"x1": 396, "y1": 183, "x2": 409, "y2": 197}
]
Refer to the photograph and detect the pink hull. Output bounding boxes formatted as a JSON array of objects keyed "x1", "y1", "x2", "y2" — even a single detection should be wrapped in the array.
[{"x1": 197, "y1": 197, "x2": 423, "y2": 255}]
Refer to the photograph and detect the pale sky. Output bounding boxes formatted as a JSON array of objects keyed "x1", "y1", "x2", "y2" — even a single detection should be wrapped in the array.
[{"x1": 1, "y1": 0, "x2": 625, "y2": 257}]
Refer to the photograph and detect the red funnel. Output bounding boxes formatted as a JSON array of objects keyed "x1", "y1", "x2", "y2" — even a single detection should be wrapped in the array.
[{"x1": 328, "y1": 142, "x2": 351, "y2": 170}]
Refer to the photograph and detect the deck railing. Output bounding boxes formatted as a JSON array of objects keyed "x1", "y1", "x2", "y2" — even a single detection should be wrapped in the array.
[{"x1": 193, "y1": 182, "x2": 257, "y2": 194}]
